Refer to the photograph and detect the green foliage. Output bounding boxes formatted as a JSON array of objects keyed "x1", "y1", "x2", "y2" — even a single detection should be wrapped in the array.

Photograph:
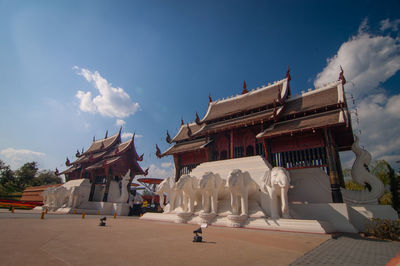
[
  {"x1": 15, "y1": 162, "x2": 38, "y2": 191},
  {"x1": 365, "y1": 218, "x2": 400, "y2": 241},
  {"x1": 0, "y1": 160, "x2": 62, "y2": 196},
  {"x1": 379, "y1": 191, "x2": 393, "y2": 205},
  {"x1": 344, "y1": 160, "x2": 399, "y2": 211},
  {"x1": 371, "y1": 160, "x2": 393, "y2": 186},
  {"x1": 345, "y1": 180, "x2": 365, "y2": 191},
  {"x1": 33, "y1": 170, "x2": 62, "y2": 186}
]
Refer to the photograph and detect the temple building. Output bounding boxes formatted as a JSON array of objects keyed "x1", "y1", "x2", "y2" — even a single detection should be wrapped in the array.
[
  {"x1": 156, "y1": 69, "x2": 353, "y2": 202},
  {"x1": 60, "y1": 128, "x2": 147, "y2": 202}
]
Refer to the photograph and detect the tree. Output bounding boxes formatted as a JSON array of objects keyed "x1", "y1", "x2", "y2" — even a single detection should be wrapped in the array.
[
  {"x1": 33, "y1": 170, "x2": 62, "y2": 186},
  {"x1": 0, "y1": 160, "x2": 17, "y2": 193},
  {"x1": 14, "y1": 162, "x2": 38, "y2": 191},
  {"x1": 371, "y1": 160, "x2": 399, "y2": 210}
]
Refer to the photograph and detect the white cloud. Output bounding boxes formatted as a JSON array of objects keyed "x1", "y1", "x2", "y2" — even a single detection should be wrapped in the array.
[
  {"x1": 380, "y1": 18, "x2": 400, "y2": 32},
  {"x1": 121, "y1": 132, "x2": 143, "y2": 140},
  {"x1": 76, "y1": 90, "x2": 97, "y2": 113},
  {"x1": 0, "y1": 148, "x2": 45, "y2": 170},
  {"x1": 316, "y1": 19, "x2": 400, "y2": 169},
  {"x1": 121, "y1": 132, "x2": 133, "y2": 139},
  {"x1": 74, "y1": 66, "x2": 140, "y2": 118},
  {"x1": 315, "y1": 24, "x2": 400, "y2": 98},
  {"x1": 161, "y1": 162, "x2": 172, "y2": 168},
  {"x1": 116, "y1": 119, "x2": 126, "y2": 126},
  {"x1": 146, "y1": 163, "x2": 174, "y2": 179},
  {"x1": 355, "y1": 94, "x2": 400, "y2": 161},
  {"x1": 358, "y1": 17, "x2": 369, "y2": 34}
]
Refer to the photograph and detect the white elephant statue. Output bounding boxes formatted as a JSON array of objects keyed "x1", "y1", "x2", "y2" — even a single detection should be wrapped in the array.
[
  {"x1": 199, "y1": 172, "x2": 225, "y2": 214},
  {"x1": 263, "y1": 167, "x2": 291, "y2": 219},
  {"x1": 176, "y1": 174, "x2": 198, "y2": 213},
  {"x1": 156, "y1": 177, "x2": 181, "y2": 212},
  {"x1": 227, "y1": 169, "x2": 257, "y2": 216}
]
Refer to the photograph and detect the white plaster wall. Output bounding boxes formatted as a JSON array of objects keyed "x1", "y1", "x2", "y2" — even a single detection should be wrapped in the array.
[
  {"x1": 92, "y1": 185, "x2": 105, "y2": 202},
  {"x1": 288, "y1": 168, "x2": 332, "y2": 204},
  {"x1": 107, "y1": 180, "x2": 120, "y2": 202},
  {"x1": 190, "y1": 155, "x2": 272, "y2": 186}
]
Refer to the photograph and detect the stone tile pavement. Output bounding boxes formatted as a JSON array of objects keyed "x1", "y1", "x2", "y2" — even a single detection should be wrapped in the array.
[{"x1": 290, "y1": 233, "x2": 400, "y2": 266}]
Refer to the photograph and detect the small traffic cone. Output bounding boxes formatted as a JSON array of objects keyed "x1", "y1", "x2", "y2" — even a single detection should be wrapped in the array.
[
  {"x1": 113, "y1": 213, "x2": 117, "y2": 219},
  {"x1": 82, "y1": 212, "x2": 86, "y2": 219},
  {"x1": 41, "y1": 211, "x2": 45, "y2": 219}
]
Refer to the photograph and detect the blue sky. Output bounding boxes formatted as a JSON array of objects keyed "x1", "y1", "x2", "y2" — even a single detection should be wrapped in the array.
[{"x1": 1, "y1": 0, "x2": 400, "y2": 177}]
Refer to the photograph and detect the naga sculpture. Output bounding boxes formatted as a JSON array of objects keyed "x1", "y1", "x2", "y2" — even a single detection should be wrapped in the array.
[
  {"x1": 227, "y1": 169, "x2": 257, "y2": 216},
  {"x1": 263, "y1": 167, "x2": 291, "y2": 219},
  {"x1": 115, "y1": 170, "x2": 131, "y2": 203},
  {"x1": 341, "y1": 136, "x2": 385, "y2": 204},
  {"x1": 176, "y1": 174, "x2": 198, "y2": 213},
  {"x1": 199, "y1": 172, "x2": 225, "y2": 214}
]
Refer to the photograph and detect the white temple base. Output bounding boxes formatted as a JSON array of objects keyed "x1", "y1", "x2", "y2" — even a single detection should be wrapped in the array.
[
  {"x1": 54, "y1": 202, "x2": 130, "y2": 216},
  {"x1": 140, "y1": 212, "x2": 334, "y2": 234},
  {"x1": 141, "y1": 203, "x2": 398, "y2": 233}
]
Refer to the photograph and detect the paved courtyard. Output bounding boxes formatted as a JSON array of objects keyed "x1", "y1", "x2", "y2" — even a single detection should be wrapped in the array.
[{"x1": 0, "y1": 209, "x2": 398, "y2": 266}]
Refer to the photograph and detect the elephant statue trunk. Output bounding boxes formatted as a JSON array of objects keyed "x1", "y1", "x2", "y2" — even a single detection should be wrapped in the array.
[{"x1": 263, "y1": 167, "x2": 291, "y2": 219}]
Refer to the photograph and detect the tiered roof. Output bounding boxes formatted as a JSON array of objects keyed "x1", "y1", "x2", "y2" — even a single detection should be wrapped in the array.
[
  {"x1": 157, "y1": 69, "x2": 352, "y2": 157},
  {"x1": 200, "y1": 78, "x2": 290, "y2": 123},
  {"x1": 60, "y1": 129, "x2": 146, "y2": 177}
]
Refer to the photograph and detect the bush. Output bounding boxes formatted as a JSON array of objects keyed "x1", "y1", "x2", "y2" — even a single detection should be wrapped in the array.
[
  {"x1": 379, "y1": 191, "x2": 393, "y2": 205},
  {"x1": 365, "y1": 218, "x2": 400, "y2": 241},
  {"x1": 345, "y1": 180, "x2": 365, "y2": 191}
]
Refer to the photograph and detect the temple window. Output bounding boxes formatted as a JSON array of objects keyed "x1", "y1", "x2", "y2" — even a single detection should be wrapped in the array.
[
  {"x1": 256, "y1": 143, "x2": 265, "y2": 156},
  {"x1": 211, "y1": 151, "x2": 219, "y2": 161},
  {"x1": 246, "y1": 145, "x2": 254, "y2": 156},
  {"x1": 220, "y1": 150, "x2": 227, "y2": 160},
  {"x1": 234, "y1": 147, "x2": 244, "y2": 158}
]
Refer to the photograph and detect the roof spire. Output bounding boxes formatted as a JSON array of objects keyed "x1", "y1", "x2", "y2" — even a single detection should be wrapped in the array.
[
  {"x1": 166, "y1": 130, "x2": 172, "y2": 144},
  {"x1": 286, "y1": 65, "x2": 291, "y2": 81},
  {"x1": 186, "y1": 123, "x2": 192, "y2": 137},
  {"x1": 65, "y1": 157, "x2": 71, "y2": 166},
  {"x1": 339, "y1": 66, "x2": 346, "y2": 85},
  {"x1": 76, "y1": 149, "x2": 80, "y2": 157},
  {"x1": 132, "y1": 132, "x2": 135, "y2": 141},
  {"x1": 242, "y1": 80, "x2": 248, "y2": 94},
  {"x1": 208, "y1": 93, "x2": 212, "y2": 104},
  {"x1": 181, "y1": 117, "x2": 184, "y2": 126},
  {"x1": 195, "y1": 112, "x2": 201, "y2": 125},
  {"x1": 119, "y1": 126, "x2": 122, "y2": 133},
  {"x1": 155, "y1": 144, "x2": 162, "y2": 158},
  {"x1": 104, "y1": 130, "x2": 108, "y2": 139},
  {"x1": 93, "y1": 136, "x2": 95, "y2": 142}
]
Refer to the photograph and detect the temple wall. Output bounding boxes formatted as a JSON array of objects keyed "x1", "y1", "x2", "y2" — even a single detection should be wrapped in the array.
[
  {"x1": 270, "y1": 133, "x2": 324, "y2": 153},
  {"x1": 180, "y1": 150, "x2": 207, "y2": 166}
]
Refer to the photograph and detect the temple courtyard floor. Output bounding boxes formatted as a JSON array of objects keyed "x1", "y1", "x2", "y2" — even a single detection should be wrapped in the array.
[{"x1": 0, "y1": 209, "x2": 399, "y2": 266}]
